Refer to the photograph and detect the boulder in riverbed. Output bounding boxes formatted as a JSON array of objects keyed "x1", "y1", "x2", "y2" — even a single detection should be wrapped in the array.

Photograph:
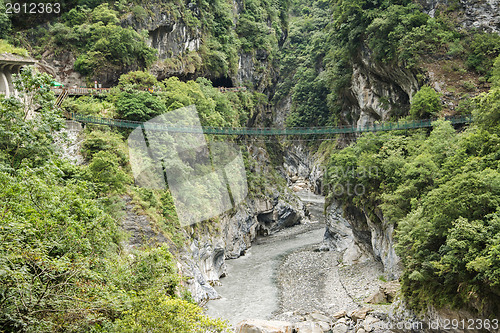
[
  {"x1": 294, "y1": 321, "x2": 325, "y2": 333},
  {"x1": 365, "y1": 280, "x2": 400, "y2": 304},
  {"x1": 332, "y1": 310, "x2": 347, "y2": 319},
  {"x1": 350, "y1": 307, "x2": 372, "y2": 323},
  {"x1": 236, "y1": 319, "x2": 293, "y2": 333},
  {"x1": 305, "y1": 311, "x2": 332, "y2": 324}
]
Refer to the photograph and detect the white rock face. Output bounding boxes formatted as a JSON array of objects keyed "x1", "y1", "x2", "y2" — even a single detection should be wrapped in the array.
[
  {"x1": 364, "y1": 212, "x2": 401, "y2": 279},
  {"x1": 147, "y1": 22, "x2": 201, "y2": 61},
  {"x1": 55, "y1": 120, "x2": 85, "y2": 165}
]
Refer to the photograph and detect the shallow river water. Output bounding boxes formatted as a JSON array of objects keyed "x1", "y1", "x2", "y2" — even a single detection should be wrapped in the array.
[{"x1": 205, "y1": 192, "x2": 326, "y2": 326}]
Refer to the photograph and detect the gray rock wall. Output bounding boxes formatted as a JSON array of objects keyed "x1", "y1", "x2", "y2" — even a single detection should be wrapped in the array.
[
  {"x1": 418, "y1": 0, "x2": 500, "y2": 32},
  {"x1": 324, "y1": 201, "x2": 402, "y2": 280}
]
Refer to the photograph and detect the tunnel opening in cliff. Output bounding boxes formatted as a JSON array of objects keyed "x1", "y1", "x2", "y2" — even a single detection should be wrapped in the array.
[{"x1": 212, "y1": 76, "x2": 234, "y2": 88}]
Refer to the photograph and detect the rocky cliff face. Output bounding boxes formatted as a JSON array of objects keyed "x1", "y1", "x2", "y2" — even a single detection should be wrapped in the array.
[
  {"x1": 180, "y1": 191, "x2": 309, "y2": 303},
  {"x1": 345, "y1": 46, "x2": 419, "y2": 129},
  {"x1": 121, "y1": 9, "x2": 201, "y2": 58},
  {"x1": 323, "y1": 201, "x2": 402, "y2": 279},
  {"x1": 121, "y1": 7, "x2": 202, "y2": 80},
  {"x1": 418, "y1": 0, "x2": 500, "y2": 32},
  {"x1": 122, "y1": 0, "x2": 280, "y2": 92},
  {"x1": 38, "y1": 52, "x2": 87, "y2": 89},
  {"x1": 283, "y1": 144, "x2": 326, "y2": 195}
]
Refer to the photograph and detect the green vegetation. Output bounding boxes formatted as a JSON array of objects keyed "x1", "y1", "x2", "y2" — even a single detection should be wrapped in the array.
[
  {"x1": 13, "y1": 4, "x2": 157, "y2": 78},
  {"x1": 115, "y1": 91, "x2": 167, "y2": 121},
  {"x1": 277, "y1": 0, "x2": 500, "y2": 129},
  {"x1": 276, "y1": 0, "x2": 333, "y2": 127},
  {"x1": 0, "y1": 39, "x2": 28, "y2": 57},
  {"x1": 117, "y1": 70, "x2": 158, "y2": 90},
  {"x1": 0, "y1": 1, "x2": 10, "y2": 39},
  {"x1": 68, "y1": 4, "x2": 156, "y2": 76},
  {"x1": 466, "y1": 33, "x2": 500, "y2": 75},
  {"x1": 326, "y1": 68, "x2": 500, "y2": 314},
  {"x1": 409, "y1": 86, "x2": 442, "y2": 119},
  {"x1": 0, "y1": 67, "x2": 227, "y2": 332},
  {"x1": 0, "y1": 66, "x2": 63, "y2": 170}
]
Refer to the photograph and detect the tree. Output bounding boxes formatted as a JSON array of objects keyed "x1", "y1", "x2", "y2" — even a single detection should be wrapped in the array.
[
  {"x1": 491, "y1": 55, "x2": 500, "y2": 87},
  {"x1": 0, "y1": 0, "x2": 11, "y2": 38},
  {"x1": 70, "y1": 5, "x2": 157, "y2": 76},
  {"x1": 118, "y1": 70, "x2": 158, "y2": 90},
  {"x1": 0, "y1": 168, "x2": 121, "y2": 331},
  {"x1": 0, "y1": 66, "x2": 64, "y2": 170},
  {"x1": 472, "y1": 87, "x2": 500, "y2": 131},
  {"x1": 409, "y1": 86, "x2": 442, "y2": 119},
  {"x1": 115, "y1": 91, "x2": 167, "y2": 121},
  {"x1": 86, "y1": 150, "x2": 130, "y2": 193}
]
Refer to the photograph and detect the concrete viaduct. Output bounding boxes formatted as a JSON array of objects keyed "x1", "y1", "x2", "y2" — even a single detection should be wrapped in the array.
[{"x1": 0, "y1": 54, "x2": 36, "y2": 98}]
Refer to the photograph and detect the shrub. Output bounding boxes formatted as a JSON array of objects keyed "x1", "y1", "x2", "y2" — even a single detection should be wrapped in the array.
[
  {"x1": 86, "y1": 151, "x2": 131, "y2": 193},
  {"x1": 0, "y1": 1, "x2": 10, "y2": 38},
  {"x1": 491, "y1": 55, "x2": 500, "y2": 87},
  {"x1": 113, "y1": 293, "x2": 227, "y2": 333},
  {"x1": 67, "y1": 5, "x2": 157, "y2": 76},
  {"x1": 118, "y1": 70, "x2": 158, "y2": 90},
  {"x1": 466, "y1": 33, "x2": 500, "y2": 75},
  {"x1": 82, "y1": 130, "x2": 128, "y2": 165},
  {"x1": 0, "y1": 39, "x2": 28, "y2": 57}
]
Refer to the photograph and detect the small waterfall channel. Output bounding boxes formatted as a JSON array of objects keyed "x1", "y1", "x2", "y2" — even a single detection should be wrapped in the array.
[{"x1": 206, "y1": 191, "x2": 326, "y2": 326}]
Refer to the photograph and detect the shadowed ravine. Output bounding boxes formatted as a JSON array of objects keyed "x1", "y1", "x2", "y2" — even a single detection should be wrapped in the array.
[{"x1": 205, "y1": 191, "x2": 327, "y2": 326}]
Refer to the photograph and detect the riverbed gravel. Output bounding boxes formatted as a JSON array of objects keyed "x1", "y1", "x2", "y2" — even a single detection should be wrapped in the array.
[{"x1": 271, "y1": 191, "x2": 387, "y2": 323}]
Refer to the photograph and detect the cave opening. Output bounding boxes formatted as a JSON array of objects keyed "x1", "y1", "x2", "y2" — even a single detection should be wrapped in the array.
[
  {"x1": 256, "y1": 212, "x2": 274, "y2": 237},
  {"x1": 257, "y1": 212, "x2": 273, "y2": 225},
  {"x1": 212, "y1": 76, "x2": 234, "y2": 88}
]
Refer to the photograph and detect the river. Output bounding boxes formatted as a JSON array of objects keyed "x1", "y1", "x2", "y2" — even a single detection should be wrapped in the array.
[{"x1": 205, "y1": 191, "x2": 327, "y2": 326}]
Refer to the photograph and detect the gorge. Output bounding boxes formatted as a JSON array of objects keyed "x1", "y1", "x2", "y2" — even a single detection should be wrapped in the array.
[{"x1": 1, "y1": 0, "x2": 500, "y2": 332}]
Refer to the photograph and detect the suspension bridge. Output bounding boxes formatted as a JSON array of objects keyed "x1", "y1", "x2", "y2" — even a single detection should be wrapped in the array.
[{"x1": 66, "y1": 112, "x2": 472, "y2": 136}]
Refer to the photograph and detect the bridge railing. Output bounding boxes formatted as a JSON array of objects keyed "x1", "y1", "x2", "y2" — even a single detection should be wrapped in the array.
[
  {"x1": 51, "y1": 87, "x2": 112, "y2": 96},
  {"x1": 67, "y1": 112, "x2": 473, "y2": 135},
  {"x1": 218, "y1": 87, "x2": 247, "y2": 93},
  {"x1": 53, "y1": 86, "x2": 240, "y2": 96}
]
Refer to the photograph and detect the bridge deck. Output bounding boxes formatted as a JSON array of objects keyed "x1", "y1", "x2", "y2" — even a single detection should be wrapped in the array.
[{"x1": 67, "y1": 112, "x2": 472, "y2": 136}]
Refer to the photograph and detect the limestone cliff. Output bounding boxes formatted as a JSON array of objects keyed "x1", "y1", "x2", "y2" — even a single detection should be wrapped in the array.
[{"x1": 346, "y1": 46, "x2": 419, "y2": 129}]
